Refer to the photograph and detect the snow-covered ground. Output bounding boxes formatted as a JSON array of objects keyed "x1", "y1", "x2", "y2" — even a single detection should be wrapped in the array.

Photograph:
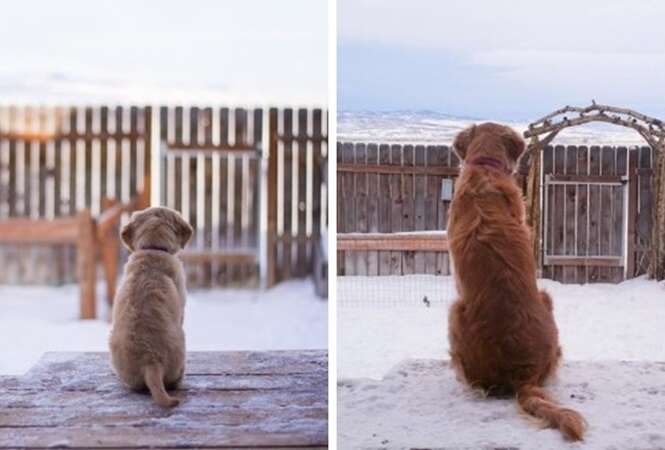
[
  {"x1": 338, "y1": 274, "x2": 665, "y2": 448},
  {"x1": 0, "y1": 280, "x2": 327, "y2": 376},
  {"x1": 338, "y1": 111, "x2": 645, "y2": 146},
  {"x1": 338, "y1": 274, "x2": 665, "y2": 379}
]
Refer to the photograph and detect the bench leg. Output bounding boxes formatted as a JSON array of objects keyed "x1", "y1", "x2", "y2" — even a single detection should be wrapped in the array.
[{"x1": 77, "y1": 211, "x2": 97, "y2": 320}]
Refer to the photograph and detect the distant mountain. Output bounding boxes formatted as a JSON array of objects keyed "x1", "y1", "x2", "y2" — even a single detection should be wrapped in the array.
[{"x1": 338, "y1": 111, "x2": 645, "y2": 146}]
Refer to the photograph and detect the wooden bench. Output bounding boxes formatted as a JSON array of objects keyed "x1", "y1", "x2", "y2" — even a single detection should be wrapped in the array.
[
  {"x1": 0, "y1": 350, "x2": 328, "y2": 449},
  {"x1": 0, "y1": 195, "x2": 144, "y2": 319}
]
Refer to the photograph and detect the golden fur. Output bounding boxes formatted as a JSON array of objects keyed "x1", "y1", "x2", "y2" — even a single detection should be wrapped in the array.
[
  {"x1": 110, "y1": 207, "x2": 192, "y2": 408},
  {"x1": 447, "y1": 123, "x2": 586, "y2": 440}
]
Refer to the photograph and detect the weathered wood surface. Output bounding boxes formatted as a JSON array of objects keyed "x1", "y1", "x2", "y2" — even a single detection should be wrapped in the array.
[
  {"x1": 541, "y1": 145, "x2": 650, "y2": 283},
  {"x1": 339, "y1": 358, "x2": 665, "y2": 450},
  {"x1": 0, "y1": 351, "x2": 328, "y2": 449},
  {"x1": 337, "y1": 142, "x2": 456, "y2": 276},
  {"x1": 337, "y1": 232, "x2": 448, "y2": 252}
]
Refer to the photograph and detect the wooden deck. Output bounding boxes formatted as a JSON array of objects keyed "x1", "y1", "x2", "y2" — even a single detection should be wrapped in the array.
[{"x1": 0, "y1": 350, "x2": 328, "y2": 449}]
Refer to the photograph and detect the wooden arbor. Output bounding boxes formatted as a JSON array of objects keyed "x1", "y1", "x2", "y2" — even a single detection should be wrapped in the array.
[{"x1": 517, "y1": 103, "x2": 665, "y2": 280}]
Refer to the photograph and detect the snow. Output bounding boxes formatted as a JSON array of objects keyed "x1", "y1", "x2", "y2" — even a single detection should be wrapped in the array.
[
  {"x1": 338, "y1": 275, "x2": 665, "y2": 380},
  {"x1": 338, "y1": 111, "x2": 646, "y2": 146},
  {"x1": 0, "y1": 280, "x2": 327, "y2": 376},
  {"x1": 338, "y1": 274, "x2": 665, "y2": 448},
  {"x1": 339, "y1": 359, "x2": 665, "y2": 450}
]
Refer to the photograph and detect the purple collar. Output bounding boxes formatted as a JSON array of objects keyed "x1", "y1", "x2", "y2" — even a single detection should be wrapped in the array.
[{"x1": 466, "y1": 156, "x2": 512, "y2": 176}]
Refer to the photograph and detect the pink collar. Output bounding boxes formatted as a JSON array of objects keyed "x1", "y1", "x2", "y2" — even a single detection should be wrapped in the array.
[{"x1": 466, "y1": 156, "x2": 512, "y2": 176}]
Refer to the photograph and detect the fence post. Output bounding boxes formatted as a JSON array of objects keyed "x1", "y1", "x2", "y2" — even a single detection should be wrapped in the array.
[
  {"x1": 626, "y1": 149, "x2": 638, "y2": 278},
  {"x1": 77, "y1": 209, "x2": 97, "y2": 319},
  {"x1": 266, "y1": 108, "x2": 278, "y2": 287}
]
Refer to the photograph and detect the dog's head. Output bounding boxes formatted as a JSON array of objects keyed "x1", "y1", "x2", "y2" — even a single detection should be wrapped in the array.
[
  {"x1": 453, "y1": 122, "x2": 525, "y2": 168},
  {"x1": 121, "y1": 207, "x2": 193, "y2": 254}
]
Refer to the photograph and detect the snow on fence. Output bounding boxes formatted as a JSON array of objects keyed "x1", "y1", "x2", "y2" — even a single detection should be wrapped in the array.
[
  {"x1": 0, "y1": 105, "x2": 328, "y2": 288},
  {"x1": 337, "y1": 141, "x2": 654, "y2": 284}
]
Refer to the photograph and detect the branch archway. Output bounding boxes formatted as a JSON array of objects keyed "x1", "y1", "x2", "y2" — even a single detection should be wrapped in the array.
[{"x1": 518, "y1": 102, "x2": 665, "y2": 280}]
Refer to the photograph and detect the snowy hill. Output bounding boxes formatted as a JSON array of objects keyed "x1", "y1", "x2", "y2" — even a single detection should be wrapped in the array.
[{"x1": 338, "y1": 110, "x2": 646, "y2": 146}]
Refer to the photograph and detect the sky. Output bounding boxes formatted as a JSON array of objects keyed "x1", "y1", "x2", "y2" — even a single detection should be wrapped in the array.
[
  {"x1": 0, "y1": 0, "x2": 327, "y2": 106},
  {"x1": 338, "y1": 0, "x2": 665, "y2": 120}
]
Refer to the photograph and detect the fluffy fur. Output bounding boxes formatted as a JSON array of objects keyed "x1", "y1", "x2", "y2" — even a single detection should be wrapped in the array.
[
  {"x1": 447, "y1": 123, "x2": 586, "y2": 441},
  {"x1": 109, "y1": 207, "x2": 192, "y2": 408}
]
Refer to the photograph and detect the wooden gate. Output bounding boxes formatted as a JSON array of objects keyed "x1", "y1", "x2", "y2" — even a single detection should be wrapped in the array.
[
  {"x1": 540, "y1": 144, "x2": 652, "y2": 283},
  {"x1": 159, "y1": 106, "x2": 262, "y2": 287}
]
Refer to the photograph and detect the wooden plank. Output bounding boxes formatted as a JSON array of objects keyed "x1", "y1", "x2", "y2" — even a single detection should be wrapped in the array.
[
  {"x1": 613, "y1": 147, "x2": 627, "y2": 282},
  {"x1": 0, "y1": 351, "x2": 327, "y2": 449},
  {"x1": 626, "y1": 149, "x2": 638, "y2": 278},
  {"x1": 401, "y1": 145, "x2": 415, "y2": 275},
  {"x1": 552, "y1": 145, "x2": 565, "y2": 282},
  {"x1": 342, "y1": 142, "x2": 356, "y2": 275},
  {"x1": 296, "y1": 109, "x2": 308, "y2": 277},
  {"x1": 598, "y1": 146, "x2": 614, "y2": 282},
  {"x1": 337, "y1": 163, "x2": 459, "y2": 176},
  {"x1": 0, "y1": 217, "x2": 80, "y2": 243},
  {"x1": 181, "y1": 251, "x2": 257, "y2": 264},
  {"x1": 424, "y1": 146, "x2": 439, "y2": 274},
  {"x1": 266, "y1": 109, "x2": 278, "y2": 280},
  {"x1": 587, "y1": 145, "x2": 601, "y2": 282},
  {"x1": 338, "y1": 232, "x2": 449, "y2": 251},
  {"x1": 636, "y1": 146, "x2": 652, "y2": 275},
  {"x1": 413, "y1": 145, "x2": 426, "y2": 273},
  {"x1": 576, "y1": 146, "x2": 589, "y2": 283},
  {"x1": 540, "y1": 145, "x2": 552, "y2": 279},
  {"x1": 354, "y1": 142, "x2": 368, "y2": 275},
  {"x1": 563, "y1": 146, "x2": 577, "y2": 283},
  {"x1": 366, "y1": 143, "x2": 379, "y2": 275},
  {"x1": 547, "y1": 174, "x2": 624, "y2": 184},
  {"x1": 77, "y1": 210, "x2": 96, "y2": 319},
  {"x1": 311, "y1": 109, "x2": 324, "y2": 274},
  {"x1": 544, "y1": 256, "x2": 622, "y2": 267},
  {"x1": 389, "y1": 144, "x2": 403, "y2": 275},
  {"x1": 282, "y1": 109, "x2": 294, "y2": 281},
  {"x1": 377, "y1": 144, "x2": 392, "y2": 275}
]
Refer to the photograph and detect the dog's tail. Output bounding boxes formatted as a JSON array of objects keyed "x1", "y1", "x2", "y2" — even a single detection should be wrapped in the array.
[
  {"x1": 516, "y1": 384, "x2": 586, "y2": 441},
  {"x1": 144, "y1": 364, "x2": 179, "y2": 408}
]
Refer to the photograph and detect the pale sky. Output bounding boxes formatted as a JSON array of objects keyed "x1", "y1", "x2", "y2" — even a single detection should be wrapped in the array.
[
  {"x1": 338, "y1": 0, "x2": 665, "y2": 119},
  {"x1": 0, "y1": 0, "x2": 328, "y2": 105}
]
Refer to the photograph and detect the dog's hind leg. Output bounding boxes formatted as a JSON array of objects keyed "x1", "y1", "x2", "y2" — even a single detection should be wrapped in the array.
[{"x1": 448, "y1": 299, "x2": 468, "y2": 382}]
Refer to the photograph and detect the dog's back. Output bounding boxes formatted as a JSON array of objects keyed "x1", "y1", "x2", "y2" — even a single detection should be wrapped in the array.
[
  {"x1": 109, "y1": 207, "x2": 192, "y2": 408},
  {"x1": 110, "y1": 251, "x2": 185, "y2": 383},
  {"x1": 448, "y1": 167, "x2": 559, "y2": 389},
  {"x1": 447, "y1": 123, "x2": 586, "y2": 440}
]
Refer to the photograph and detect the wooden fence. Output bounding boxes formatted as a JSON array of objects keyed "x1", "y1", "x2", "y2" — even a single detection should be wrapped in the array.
[
  {"x1": 0, "y1": 105, "x2": 328, "y2": 288},
  {"x1": 0, "y1": 106, "x2": 151, "y2": 284},
  {"x1": 337, "y1": 141, "x2": 654, "y2": 284},
  {"x1": 337, "y1": 142, "x2": 459, "y2": 276}
]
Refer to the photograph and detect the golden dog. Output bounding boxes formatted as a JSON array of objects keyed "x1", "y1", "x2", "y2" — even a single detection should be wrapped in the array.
[
  {"x1": 447, "y1": 123, "x2": 586, "y2": 440},
  {"x1": 110, "y1": 207, "x2": 192, "y2": 407}
]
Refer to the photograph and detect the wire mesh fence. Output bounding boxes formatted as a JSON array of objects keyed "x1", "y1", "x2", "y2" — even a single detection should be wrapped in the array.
[{"x1": 337, "y1": 274, "x2": 456, "y2": 308}]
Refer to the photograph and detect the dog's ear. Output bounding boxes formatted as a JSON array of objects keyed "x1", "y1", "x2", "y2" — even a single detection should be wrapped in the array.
[
  {"x1": 453, "y1": 125, "x2": 476, "y2": 160},
  {"x1": 501, "y1": 128, "x2": 526, "y2": 162},
  {"x1": 173, "y1": 213, "x2": 193, "y2": 249},
  {"x1": 120, "y1": 220, "x2": 136, "y2": 252}
]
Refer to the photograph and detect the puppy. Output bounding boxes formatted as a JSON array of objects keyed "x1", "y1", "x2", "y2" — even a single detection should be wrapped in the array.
[
  {"x1": 447, "y1": 123, "x2": 586, "y2": 440},
  {"x1": 110, "y1": 207, "x2": 192, "y2": 407}
]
